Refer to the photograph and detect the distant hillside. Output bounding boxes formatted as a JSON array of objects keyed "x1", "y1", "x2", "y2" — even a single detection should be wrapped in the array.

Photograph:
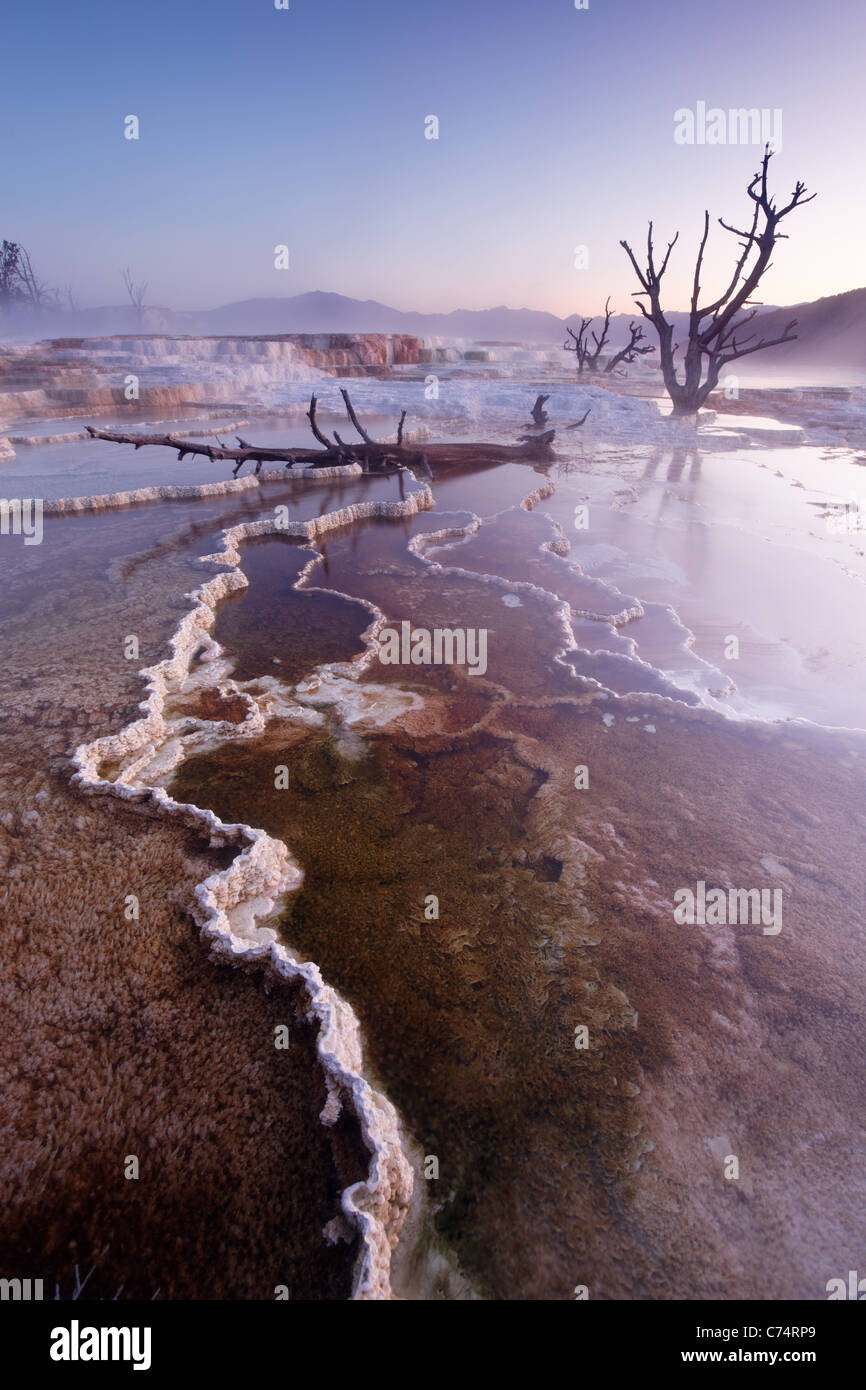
[
  {"x1": 145, "y1": 286, "x2": 866, "y2": 377},
  {"x1": 192, "y1": 291, "x2": 568, "y2": 342},
  {"x1": 3, "y1": 287, "x2": 865, "y2": 380},
  {"x1": 716, "y1": 287, "x2": 866, "y2": 378}
]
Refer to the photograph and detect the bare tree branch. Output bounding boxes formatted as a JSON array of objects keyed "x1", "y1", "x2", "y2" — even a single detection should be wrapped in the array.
[
  {"x1": 605, "y1": 322, "x2": 654, "y2": 374},
  {"x1": 340, "y1": 387, "x2": 376, "y2": 443},
  {"x1": 306, "y1": 394, "x2": 333, "y2": 447}
]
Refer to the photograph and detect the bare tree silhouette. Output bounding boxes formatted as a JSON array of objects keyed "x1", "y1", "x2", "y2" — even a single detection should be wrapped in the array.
[
  {"x1": 620, "y1": 146, "x2": 815, "y2": 414},
  {"x1": 0, "y1": 240, "x2": 51, "y2": 314},
  {"x1": 564, "y1": 317, "x2": 593, "y2": 373},
  {"x1": 121, "y1": 266, "x2": 148, "y2": 327},
  {"x1": 564, "y1": 296, "x2": 614, "y2": 374}
]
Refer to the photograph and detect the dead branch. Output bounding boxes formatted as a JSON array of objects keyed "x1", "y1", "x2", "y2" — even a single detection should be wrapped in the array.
[
  {"x1": 340, "y1": 387, "x2": 375, "y2": 443},
  {"x1": 588, "y1": 298, "x2": 613, "y2": 368},
  {"x1": 515, "y1": 429, "x2": 557, "y2": 446},
  {"x1": 307, "y1": 394, "x2": 334, "y2": 448},
  {"x1": 605, "y1": 322, "x2": 654, "y2": 374},
  {"x1": 84, "y1": 425, "x2": 313, "y2": 477}
]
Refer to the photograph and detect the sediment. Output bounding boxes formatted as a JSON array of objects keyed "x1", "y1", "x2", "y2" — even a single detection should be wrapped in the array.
[
  {"x1": 5, "y1": 444, "x2": 866, "y2": 1302},
  {"x1": 68, "y1": 484, "x2": 435, "y2": 1298}
]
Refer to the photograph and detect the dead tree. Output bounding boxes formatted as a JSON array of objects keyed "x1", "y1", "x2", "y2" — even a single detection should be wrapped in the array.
[
  {"x1": 0, "y1": 240, "x2": 51, "y2": 313},
  {"x1": 620, "y1": 146, "x2": 815, "y2": 414},
  {"x1": 121, "y1": 267, "x2": 148, "y2": 328},
  {"x1": 564, "y1": 298, "x2": 613, "y2": 374},
  {"x1": 86, "y1": 390, "x2": 558, "y2": 479},
  {"x1": 564, "y1": 318, "x2": 592, "y2": 373},
  {"x1": 604, "y1": 322, "x2": 654, "y2": 374}
]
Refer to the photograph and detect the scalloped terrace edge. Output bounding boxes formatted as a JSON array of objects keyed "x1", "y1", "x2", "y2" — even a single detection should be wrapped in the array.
[
  {"x1": 43, "y1": 463, "x2": 365, "y2": 514},
  {"x1": 63, "y1": 465, "x2": 726, "y2": 1300},
  {"x1": 69, "y1": 480, "x2": 437, "y2": 1300}
]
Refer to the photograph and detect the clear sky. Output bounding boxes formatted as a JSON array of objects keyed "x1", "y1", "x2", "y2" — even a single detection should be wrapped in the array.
[{"x1": 3, "y1": 0, "x2": 863, "y2": 316}]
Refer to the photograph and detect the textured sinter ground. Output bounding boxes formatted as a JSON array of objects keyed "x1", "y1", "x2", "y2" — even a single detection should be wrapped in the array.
[
  {"x1": 172, "y1": 513, "x2": 866, "y2": 1301},
  {"x1": 0, "y1": 488, "x2": 371, "y2": 1299},
  {"x1": 2, "y1": 448, "x2": 865, "y2": 1302}
]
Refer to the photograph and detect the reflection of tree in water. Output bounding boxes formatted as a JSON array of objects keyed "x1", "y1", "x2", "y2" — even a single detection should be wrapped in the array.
[
  {"x1": 665, "y1": 446, "x2": 701, "y2": 482},
  {"x1": 640, "y1": 444, "x2": 702, "y2": 482}
]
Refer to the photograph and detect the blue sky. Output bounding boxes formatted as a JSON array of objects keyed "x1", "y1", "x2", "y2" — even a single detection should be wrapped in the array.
[{"x1": 3, "y1": 0, "x2": 863, "y2": 315}]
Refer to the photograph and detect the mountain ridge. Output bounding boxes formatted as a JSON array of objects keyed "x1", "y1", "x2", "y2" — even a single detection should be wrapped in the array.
[{"x1": 4, "y1": 287, "x2": 865, "y2": 376}]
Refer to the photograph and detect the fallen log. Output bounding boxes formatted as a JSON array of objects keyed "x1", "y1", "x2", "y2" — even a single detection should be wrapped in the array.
[{"x1": 86, "y1": 391, "x2": 559, "y2": 478}]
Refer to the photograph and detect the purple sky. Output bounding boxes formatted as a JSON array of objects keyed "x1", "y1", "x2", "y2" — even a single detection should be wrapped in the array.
[{"x1": 3, "y1": 0, "x2": 863, "y2": 315}]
